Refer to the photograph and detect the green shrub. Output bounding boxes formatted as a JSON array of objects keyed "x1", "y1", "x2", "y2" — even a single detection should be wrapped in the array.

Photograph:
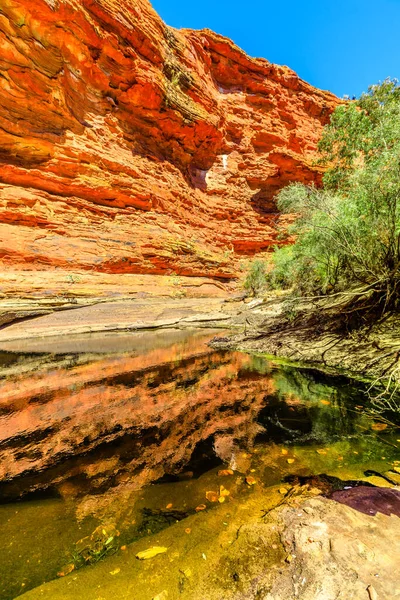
[
  {"x1": 244, "y1": 259, "x2": 267, "y2": 296},
  {"x1": 267, "y1": 246, "x2": 295, "y2": 290},
  {"x1": 268, "y1": 79, "x2": 400, "y2": 314}
]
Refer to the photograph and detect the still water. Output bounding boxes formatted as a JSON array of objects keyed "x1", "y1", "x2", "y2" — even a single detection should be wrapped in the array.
[{"x1": 0, "y1": 328, "x2": 399, "y2": 599}]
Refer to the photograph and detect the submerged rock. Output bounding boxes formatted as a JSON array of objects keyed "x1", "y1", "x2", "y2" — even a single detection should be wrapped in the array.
[{"x1": 18, "y1": 490, "x2": 400, "y2": 600}]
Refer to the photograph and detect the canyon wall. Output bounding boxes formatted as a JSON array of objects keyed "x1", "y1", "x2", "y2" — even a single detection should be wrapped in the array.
[{"x1": 0, "y1": 0, "x2": 339, "y2": 295}]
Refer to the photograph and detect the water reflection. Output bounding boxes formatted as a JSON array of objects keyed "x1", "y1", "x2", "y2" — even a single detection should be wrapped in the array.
[
  {"x1": 0, "y1": 330, "x2": 399, "y2": 600},
  {"x1": 0, "y1": 330, "x2": 273, "y2": 502}
]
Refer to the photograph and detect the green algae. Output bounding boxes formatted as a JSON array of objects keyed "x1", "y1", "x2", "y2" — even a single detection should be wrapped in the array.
[{"x1": 18, "y1": 484, "x2": 288, "y2": 600}]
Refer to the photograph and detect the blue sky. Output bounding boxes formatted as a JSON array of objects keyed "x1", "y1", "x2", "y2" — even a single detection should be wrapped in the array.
[{"x1": 151, "y1": 0, "x2": 400, "y2": 98}]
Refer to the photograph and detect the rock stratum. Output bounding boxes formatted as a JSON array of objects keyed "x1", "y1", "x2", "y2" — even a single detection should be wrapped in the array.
[{"x1": 0, "y1": 0, "x2": 339, "y2": 300}]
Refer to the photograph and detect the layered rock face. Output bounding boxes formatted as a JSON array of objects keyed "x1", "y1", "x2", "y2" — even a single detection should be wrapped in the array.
[{"x1": 0, "y1": 0, "x2": 339, "y2": 291}]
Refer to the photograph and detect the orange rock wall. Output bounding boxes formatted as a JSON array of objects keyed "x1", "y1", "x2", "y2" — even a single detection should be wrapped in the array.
[{"x1": 0, "y1": 0, "x2": 339, "y2": 281}]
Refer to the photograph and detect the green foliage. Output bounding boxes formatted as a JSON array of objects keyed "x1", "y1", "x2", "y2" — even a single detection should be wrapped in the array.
[
  {"x1": 71, "y1": 525, "x2": 119, "y2": 570},
  {"x1": 269, "y1": 79, "x2": 400, "y2": 314},
  {"x1": 266, "y1": 243, "x2": 318, "y2": 293},
  {"x1": 319, "y1": 78, "x2": 400, "y2": 191},
  {"x1": 243, "y1": 259, "x2": 267, "y2": 296}
]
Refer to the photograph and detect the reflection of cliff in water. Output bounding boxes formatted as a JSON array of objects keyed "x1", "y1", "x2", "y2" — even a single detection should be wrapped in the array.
[
  {"x1": 0, "y1": 330, "x2": 274, "y2": 501},
  {"x1": 0, "y1": 331, "x2": 385, "y2": 504}
]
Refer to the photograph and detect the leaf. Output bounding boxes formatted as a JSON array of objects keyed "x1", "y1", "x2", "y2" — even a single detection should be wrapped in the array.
[
  {"x1": 320, "y1": 400, "x2": 331, "y2": 406},
  {"x1": 153, "y1": 591, "x2": 168, "y2": 600},
  {"x1": 246, "y1": 476, "x2": 257, "y2": 485},
  {"x1": 279, "y1": 487, "x2": 288, "y2": 495},
  {"x1": 287, "y1": 458, "x2": 295, "y2": 464},
  {"x1": 166, "y1": 503, "x2": 173, "y2": 509},
  {"x1": 206, "y1": 491, "x2": 219, "y2": 502},
  {"x1": 105, "y1": 536, "x2": 114, "y2": 545},
  {"x1": 281, "y1": 449, "x2": 288, "y2": 455},
  {"x1": 219, "y1": 485, "x2": 230, "y2": 497},
  {"x1": 182, "y1": 568, "x2": 192, "y2": 578},
  {"x1": 285, "y1": 554, "x2": 293, "y2": 563},
  {"x1": 136, "y1": 546, "x2": 168, "y2": 560},
  {"x1": 57, "y1": 563, "x2": 75, "y2": 577},
  {"x1": 371, "y1": 422, "x2": 388, "y2": 431},
  {"x1": 316, "y1": 449, "x2": 327, "y2": 455},
  {"x1": 218, "y1": 496, "x2": 225, "y2": 503},
  {"x1": 110, "y1": 568, "x2": 120, "y2": 575},
  {"x1": 195, "y1": 504, "x2": 206, "y2": 512},
  {"x1": 218, "y1": 469, "x2": 234, "y2": 477}
]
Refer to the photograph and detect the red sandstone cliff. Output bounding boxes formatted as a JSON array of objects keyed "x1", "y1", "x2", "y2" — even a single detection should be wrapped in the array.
[{"x1": 0, "y1": 0, "x2": 339, "y2": 291}]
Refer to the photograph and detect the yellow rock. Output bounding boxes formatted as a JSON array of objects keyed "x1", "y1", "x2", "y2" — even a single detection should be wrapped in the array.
[{"x1": 136, "y1": 546, "x2": 168, "y2": 560}]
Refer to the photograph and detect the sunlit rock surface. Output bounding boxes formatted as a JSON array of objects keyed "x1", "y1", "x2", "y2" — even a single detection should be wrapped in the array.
[{"x1": 0, "y1": 0, "x2": 339, "y2": 296}]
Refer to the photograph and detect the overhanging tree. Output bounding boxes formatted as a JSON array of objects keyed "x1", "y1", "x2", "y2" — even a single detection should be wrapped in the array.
[{"x1": 269, "y1": 79, "x2": 400, "y2": 317}]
